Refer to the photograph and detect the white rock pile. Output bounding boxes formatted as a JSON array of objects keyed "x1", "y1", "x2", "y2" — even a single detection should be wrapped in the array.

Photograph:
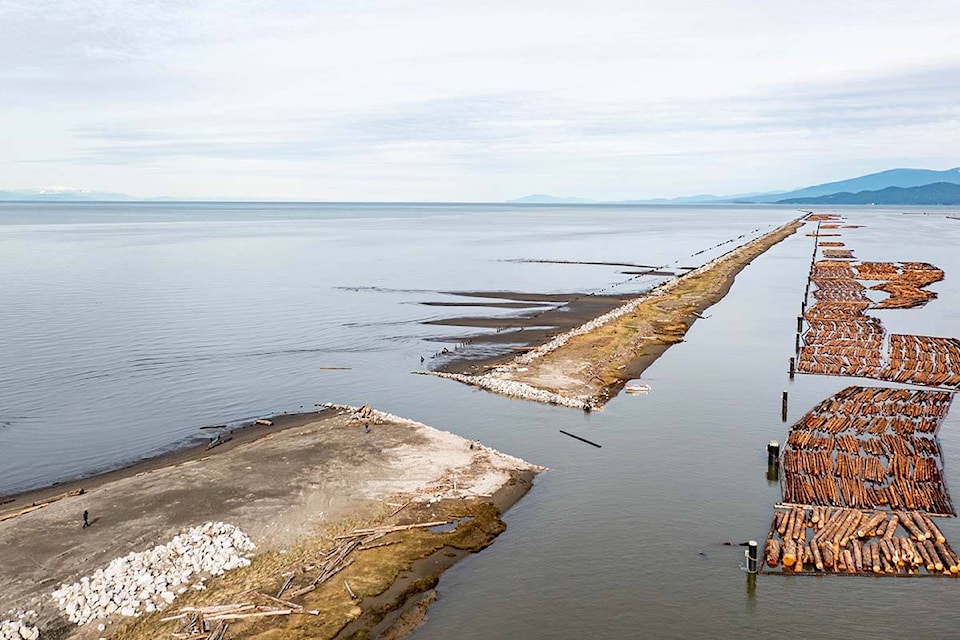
[
  {"x1": 51, "y1": 522, "x2": 255, "y2": 626},
  {"x1": 0, "y1": 610, "x2": 39, "y2": 640},
  {"x1": 424, "y1": 372, "x2": 592, "y2": 409}
]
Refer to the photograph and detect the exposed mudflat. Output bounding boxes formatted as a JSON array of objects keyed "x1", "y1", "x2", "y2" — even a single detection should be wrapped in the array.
[{"x1": 429, "y1": 292, "x2": 637, "y2": 374}]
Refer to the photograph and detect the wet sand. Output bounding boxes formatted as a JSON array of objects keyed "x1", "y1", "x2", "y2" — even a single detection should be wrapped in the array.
[
  {"x1": 427, "y1": 217, "x2": 804, "y2": 409},
  {"x1": 419, "y1": 301, "x2": 548, "y2": 309},
  {"x1": 0, "y1": 407, "x2": 542, "y2": 639},
  {"x1": 501, "y1": 259, "x2": 660, "y2": 268},
  {"x1": 427, "y1": 292, "x2": 638, "y2": 373}
]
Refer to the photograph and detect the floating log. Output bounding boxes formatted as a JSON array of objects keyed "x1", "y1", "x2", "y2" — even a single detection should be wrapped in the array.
[
  {"x1": 923, "y1": 516, "x2": 946, "y2": 544},
  {"x1": 842, "y1": 549, "x2": 855, "y2": 573},
  {"x1": 558, "y1": 430, "x2": 602, "y2": 448},
  {"x1": 782, "y1": 540, "x2": 797, "y2": 567},
  {"x1": 911, "y1": 512, "x2": 932, "y2": 540},
  {"x1": 856, "y1": 513, "x2": 885, "y2": 538},
  {"x1": 935, "y1": 542, "x2": 953, "y2": 572},
  {"x1": 811, "y1": 540, "x2": 824, "y2": 571},
  {"x1": 851, "y1": 539, "x2": 863, "y2": 572},
  {"x1": 923, "y1": 539, "x2": 943, "y2": 571},
  {"x1": 883, "y1": 515, "x2": 899, "y2": 541},
  {"x1": 822, "y1": 543, "x2": 834, "y2": 569},
  {"x1": 765, "y1": 539, "x2": 781, "y2": 567}
]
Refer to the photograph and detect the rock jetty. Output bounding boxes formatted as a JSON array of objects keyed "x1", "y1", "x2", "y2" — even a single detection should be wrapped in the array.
[{"x1": 51, "y1": 521, "x2": 255, "y2": 626}]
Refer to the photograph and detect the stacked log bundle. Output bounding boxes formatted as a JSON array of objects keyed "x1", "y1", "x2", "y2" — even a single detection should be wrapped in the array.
[
  {"x1": 781, "y1": 386, "x2": 954, "y2": 515},
  {"x1": 823, "y1": 248, "x2": 856, "y2": 260},
  {"x1": 764, "y1": 506, "x2": 960, "y2": 576},
  {"x1": 879, "y1": 335, "x2": 960, "y2": 388},
  {"x1": 797, "y1": 258, "x2": 885, "y2": 379},
  {"x1": 797, "y1": 252, "x2": 957, "y2": 388},
  {"x1": 854, "y1": 261, "x2": 944, "y2": 309},
  {"x1": 768, "y1": 216, "x2": 959, "y2": 578}
]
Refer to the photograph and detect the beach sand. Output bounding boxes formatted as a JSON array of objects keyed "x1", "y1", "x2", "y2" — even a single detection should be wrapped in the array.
[{"x1": 0, "y1": 406, "x2": 542, "y2": 639}]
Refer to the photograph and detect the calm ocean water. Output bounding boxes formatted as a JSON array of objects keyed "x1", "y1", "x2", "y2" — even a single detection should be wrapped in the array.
[{"x1": 3, "y1": 202, "x2": 960, "y2": 638}]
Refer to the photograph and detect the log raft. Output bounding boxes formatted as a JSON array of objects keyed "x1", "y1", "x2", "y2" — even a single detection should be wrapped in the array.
[
  {"x1": 762, "y1": 506, "x2": 960, "y2": 576},
  {"x1": 780, "y1": 385, "x2": 955, "y2": 516}
]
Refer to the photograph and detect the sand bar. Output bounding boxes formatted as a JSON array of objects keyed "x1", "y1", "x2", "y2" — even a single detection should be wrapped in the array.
[{"x1": 0, "y1": 406, "x2": 542, "y2": 639}]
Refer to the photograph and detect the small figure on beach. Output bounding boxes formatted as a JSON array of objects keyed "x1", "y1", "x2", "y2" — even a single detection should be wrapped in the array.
[
  {"x1": 82, "y1": 510, "x2": 90, "y2": 528},
  {"x1": 420, "y1": 356, "x2": 425, "y2": 364},
  {"x1": 364, "y1": 423, "x2": 370, "y2": 433}
]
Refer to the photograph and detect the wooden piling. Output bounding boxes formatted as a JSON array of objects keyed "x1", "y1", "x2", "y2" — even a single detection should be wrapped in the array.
[
  {"x1": 747, "y1": 540, "x2": 759, "y2": 573},
  {"x1": 782, "y1": 391, "x2": 788, "y2": 422},
  {"x1": 767, "y1": 440, "x2": 780, "y2": 465}
]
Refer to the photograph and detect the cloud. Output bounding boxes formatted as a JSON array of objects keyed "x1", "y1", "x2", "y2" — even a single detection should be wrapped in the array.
[
  {"x1": 56, "y1": 63, "x2": 960, "y2": 163},
  {"x1": 2, "y1": 1, "x2": 960, "y2": 199}
]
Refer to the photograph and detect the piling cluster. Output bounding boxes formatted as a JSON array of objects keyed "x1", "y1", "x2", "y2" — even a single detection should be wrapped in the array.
[{"x1": 51, "y1": 522, "x2": 255, "y2": 626}]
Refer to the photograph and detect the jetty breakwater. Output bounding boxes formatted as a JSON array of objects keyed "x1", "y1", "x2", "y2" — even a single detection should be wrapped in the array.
[{"x1": 427, "y1": 216, "x2": 804, "y2": 410}]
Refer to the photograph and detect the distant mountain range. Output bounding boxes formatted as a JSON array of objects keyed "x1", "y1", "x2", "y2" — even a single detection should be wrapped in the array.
[
  {"x1": 509, "y1": 194, "x2": 596, "y2": 204},
  {"x1": 0, "y1": 188, "x2": 135, "y2": 201},
  {"x1": 778, "y1": 182, "x2": 960, "y2": 205},
  {"x1": 762, "y1": 167, "x2": 960, "y2": 203},
  {"x1": 510, "y1": 167, "x2": 960, "y2": 206},
  {"x1": 5, "y1": 167, "x2": 960, "y2": 205}
]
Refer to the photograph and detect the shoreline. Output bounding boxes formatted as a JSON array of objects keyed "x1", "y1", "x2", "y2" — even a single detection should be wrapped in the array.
[
  {"x1": 0, "y1": 405, "x2": 544, "y2": 639},
  {"x1": 425, "y1": 216, "x2": 805, "y2": 409},
  {"x1": 0, "y1": 410, "x2": 326, "y2": 511}
]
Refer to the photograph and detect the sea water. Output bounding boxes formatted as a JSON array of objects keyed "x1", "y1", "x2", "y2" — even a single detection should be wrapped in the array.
[{"x1": 2, "y1": 202, "x2": 959, "y2": 638}]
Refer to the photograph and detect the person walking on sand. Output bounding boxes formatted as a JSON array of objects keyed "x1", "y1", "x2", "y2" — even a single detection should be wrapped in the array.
[{"x1": 82, "y1": 510, "x2": 90, "y2": 528}]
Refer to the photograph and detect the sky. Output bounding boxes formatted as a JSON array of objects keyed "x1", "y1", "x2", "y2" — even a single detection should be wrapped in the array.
[{"x1": 1, "y1": 0, "x2": 959, "y2": 201}]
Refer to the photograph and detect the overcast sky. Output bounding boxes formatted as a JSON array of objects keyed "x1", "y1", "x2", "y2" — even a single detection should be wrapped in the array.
[{"x1": 2, "y1": 0, "x2": 959, "y2": 200}]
